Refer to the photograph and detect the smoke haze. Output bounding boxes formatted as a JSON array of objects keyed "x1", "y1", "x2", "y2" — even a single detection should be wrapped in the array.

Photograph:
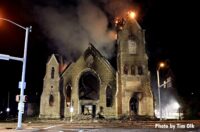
[
  {"x1": 104, "y1": 0, "x2": 133, "y2": 18},
  {"x1": 35, "y1": 0, "x2": 131, "y2": 61}
]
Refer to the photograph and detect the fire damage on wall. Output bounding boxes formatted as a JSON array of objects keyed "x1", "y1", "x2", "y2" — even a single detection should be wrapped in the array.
[{"x1": 39, "y1": 12, "x2": 154, "y2": 120}]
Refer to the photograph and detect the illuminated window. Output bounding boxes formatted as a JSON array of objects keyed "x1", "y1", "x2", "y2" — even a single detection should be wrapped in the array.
[
  {"x1": 65, "y1": 85, "x2": 71, "y2": 107},
  {"x1": 124, "y1": 64, "x2": 128, "y2": 74},
  {"x1": 51, "y1": 67, "x2": 55, "y2": 79}
]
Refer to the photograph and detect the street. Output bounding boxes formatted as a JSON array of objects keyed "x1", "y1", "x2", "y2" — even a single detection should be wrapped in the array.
[{"x1": 0, "y1": 120, "x2": 200, "y2": 132}]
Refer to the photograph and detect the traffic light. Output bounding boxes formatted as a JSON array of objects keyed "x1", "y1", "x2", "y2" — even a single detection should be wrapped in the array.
[
  {"x1": 166, "y1": 77, "x2": 172, "y2": 88},
  {"x1": 15, "y1": 95, "x2": 28, "y2": 102},
  {"x1": 16, "y1": 95, "x2": 20, "y2": 102}
]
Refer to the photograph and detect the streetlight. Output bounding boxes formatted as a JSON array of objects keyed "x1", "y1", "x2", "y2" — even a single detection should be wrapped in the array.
[
  {"x1": 6, "y1": 92, "x2": 10, "y2": 116},
  {"x1": 156, "y1": 62, "x2": 165, "y2": 120},
  {"x1": 0, "y1": 18, "x2": 31, "y2": 129},
  {"x1": 69, "y1": 85, "x2": 73, "y2": 122},
  {"x1": 70, "y1": 105, "x2": 74, "y2": 122},
  {"x1": 70, "y1": 99, "x2": 74, "y2": 122}
]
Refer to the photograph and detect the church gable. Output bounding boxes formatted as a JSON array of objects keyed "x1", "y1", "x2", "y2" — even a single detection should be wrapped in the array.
[
  {"x1": 47, "y1": 54, "x2": 59, "y2": 66},
  {"x1": 61, "y1": 44, "x2": 116, "y2": 81},
  {"x1": 58, "y1": 44, "x2": 117, "y2": 117},
  {"x1": 83, "y1": 44, "x2": 116, "y2": 75},
  {"x1": 44, "y1": 54, "x2": 59, "y2": 80}
]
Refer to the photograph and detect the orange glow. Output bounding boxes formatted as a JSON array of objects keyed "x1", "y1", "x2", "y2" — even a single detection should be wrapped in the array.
[
  {"x1": 128, "y1": 11, "x2": 136, "y2": 19},
  {"x1": 159, "y1": 62, "x2": 165, "y2": 68},
  {"x1": 115, "y1": 20, "x2": 119, "y2": 24},
  {"x1": 0, "y1": 11, "x2": 6, "y2": 27},
  {"x1": 114, "y1": 17, "x2": 120, "y2": 25},
  {"x1": 0, "y1": 20, "x2": 2, "y2": 26},
  {"x1": 108, "y1": 31, "x2": 117, "y2": 40},
  {"x1": 0, "y1": 14, "x2": 3, "y2": 26}
]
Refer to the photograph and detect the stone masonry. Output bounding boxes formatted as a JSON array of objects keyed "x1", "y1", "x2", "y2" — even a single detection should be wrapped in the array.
[{"x1": 39, "y1": 18, "x2": 154, "y2": 119}]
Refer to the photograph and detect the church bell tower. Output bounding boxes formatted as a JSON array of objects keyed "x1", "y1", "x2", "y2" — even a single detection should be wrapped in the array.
[{"x1": 116, "y1": 14, "x2": 154, "y2": 117}]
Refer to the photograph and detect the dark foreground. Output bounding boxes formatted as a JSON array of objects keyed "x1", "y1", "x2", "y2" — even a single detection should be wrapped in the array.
[{"x1": 0, "y1": 119, "x2": 200, "y2": 131}]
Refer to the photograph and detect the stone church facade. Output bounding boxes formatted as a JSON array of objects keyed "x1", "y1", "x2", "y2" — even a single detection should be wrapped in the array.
[{"x1": 39, "y1": 18, "x2": 154, "y2": 119}]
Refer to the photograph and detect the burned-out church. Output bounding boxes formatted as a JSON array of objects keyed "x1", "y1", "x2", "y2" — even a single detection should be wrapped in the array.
[{"x1": 39, "y1": 18, "x2": 154, "y2": 119}]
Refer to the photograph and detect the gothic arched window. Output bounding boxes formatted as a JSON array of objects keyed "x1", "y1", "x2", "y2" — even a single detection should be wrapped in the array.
[
  {"x1": 106, "y1": 86, "x2": 113, "y2": 107},
  {"x1": 138, "y1": 66, "x2": 143, "y2": 75},
  {"x1": 51, "y1": 67, "x2": 55, "y2": 79},
  {"x1": 49, "y1": 87, "x2": 54, "y2": 106},
  {"x1": 124, "y1": 64, "x2": 128, "y2": 74},
  {"x1": 49, "y1": 94, "x2": 54, "y2": 106},
  {"x1": 128, "y1": 40, "x2": 137, "y2": 54},
  {"x1": 49, "y1": 86, "x2": 54, "y2": 106},
  {"x1": 65, "y1": 85, "x2": 71, "y2": 107},
  {"x1": 131, "y1": 65, "x2": 136, "y2": 75}
]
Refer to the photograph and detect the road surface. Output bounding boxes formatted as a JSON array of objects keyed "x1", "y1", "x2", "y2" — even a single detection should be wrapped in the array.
[{"x1": 0, "y1": 120, "x2": 199, "y2": 131}]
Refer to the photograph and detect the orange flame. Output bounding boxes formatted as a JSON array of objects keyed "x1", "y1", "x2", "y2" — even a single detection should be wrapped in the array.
[
  {"x1": 115, "y1": 19, "x2": 119, "y2": 24},
  {"x1": 114, "y1": 17, "x2": 120, "y2": 25},
  {"x1": 128, "y1": 11, "x2": 136, "y2": 19}
]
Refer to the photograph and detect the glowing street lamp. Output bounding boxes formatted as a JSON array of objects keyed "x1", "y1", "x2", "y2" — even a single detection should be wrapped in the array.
[
  {"x1": 0, "y1": 17, "x2": 31, "y2": 129},
  {"x1": 6, "y1": 108, "x2": 10, "y2": 112},
  {"x1": 6, "y1": 92, "x2": 10, "y2": 116},
  {"x1": 159, "y1": 62, "x2": 165, "y2": 68},
  {"x1": 157, "y1": 62, "x2": 165, "y2": 120},
  {"x1": 70, "y1": 106, "x2": 74, "y2": 122},
  {"x1": 70, "y1": 98, "x2": 74, "y2": 122}
]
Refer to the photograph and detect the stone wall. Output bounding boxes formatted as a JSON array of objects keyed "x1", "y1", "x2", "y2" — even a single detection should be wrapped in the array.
[
  {"x1": 117, "y1": 19, "x2": 154, "y2": 118},
  {"x1": 40, "y1": 19, "x2": 154, "y2": 119},
  {"x1": 62, "y1": 45, "x2": 116, "y2": 118},
  {"x1": 39, "y1": 55, "x2": 60, "y2": 119}
]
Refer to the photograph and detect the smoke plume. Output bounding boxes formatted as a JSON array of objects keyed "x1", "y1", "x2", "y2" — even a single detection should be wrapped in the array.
[
  {"x1": 35, "y1": 0, "x2": 125, "y2": 61},
  {"x1": 103, "y1": 0, "x2": 134, "y2": 18}
]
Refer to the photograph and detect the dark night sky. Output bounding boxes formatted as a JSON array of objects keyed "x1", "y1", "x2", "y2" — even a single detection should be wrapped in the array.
[{"x1": 0, "y1": 0, "x2": 199, "y2": 115}]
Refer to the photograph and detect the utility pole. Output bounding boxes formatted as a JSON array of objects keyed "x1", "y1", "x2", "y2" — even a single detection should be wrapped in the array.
[{"x1": 0, "y1": 18, "x2": 31, "y2": 129}]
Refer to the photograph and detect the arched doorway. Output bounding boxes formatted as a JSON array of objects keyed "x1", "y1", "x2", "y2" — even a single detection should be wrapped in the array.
[
  {"x1": 79, "y1": 71, "x2": 100, "y2": 100},
  {"x1": 78, "y1": 71, "x2": 100, "y2": 117},
  {"x1": 130, "y1": 94, "x2": 139, "y2": 115}
]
